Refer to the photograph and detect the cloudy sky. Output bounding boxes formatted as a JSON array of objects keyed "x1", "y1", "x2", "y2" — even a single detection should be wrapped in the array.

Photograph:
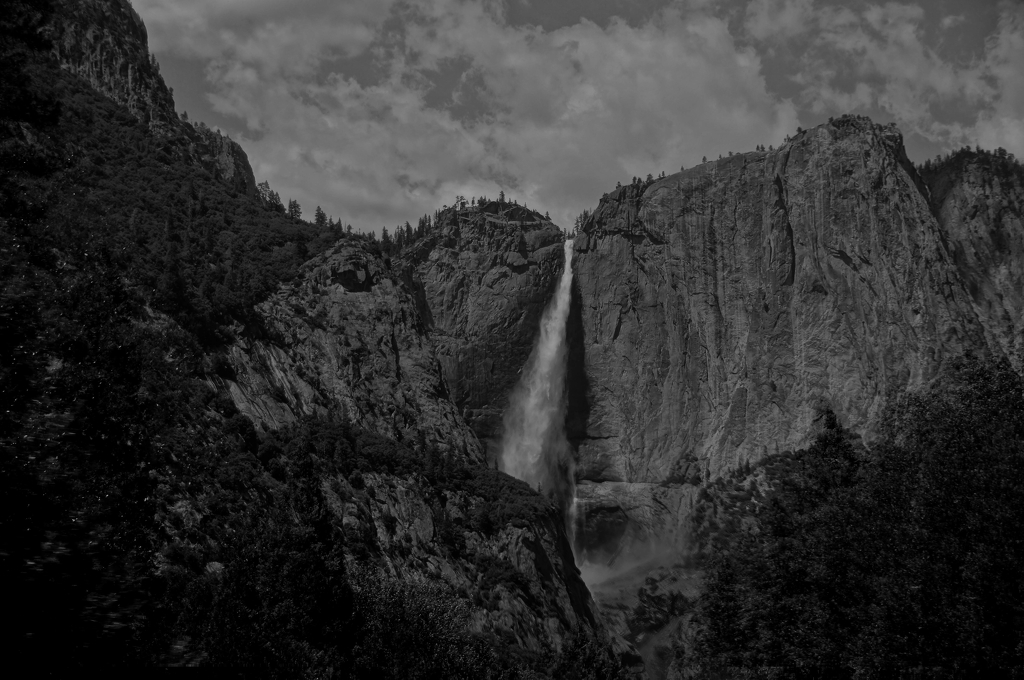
[{"x1": 136, "y1": 0, "x2": 1023, "y2": 231}]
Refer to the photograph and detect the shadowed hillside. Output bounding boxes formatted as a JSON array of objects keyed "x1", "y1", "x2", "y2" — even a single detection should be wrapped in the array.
[{"x1": 0, "y1": 1, "x2": 631, "y2": 675}]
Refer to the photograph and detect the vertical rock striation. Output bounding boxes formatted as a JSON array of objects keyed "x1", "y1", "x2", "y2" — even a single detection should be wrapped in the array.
[
  {"x1": 925, "y1": 152, "x2": 1024, "y2": 365},
  {"x1": 50, "y1": 0, "x2": 175, "y2": 125},
  {"x1": 571, "y1": 116, "x2": 1012, "y2": 552},
  {"x1": 49, "y1": 0, "x2": 258, "y2": 198}
]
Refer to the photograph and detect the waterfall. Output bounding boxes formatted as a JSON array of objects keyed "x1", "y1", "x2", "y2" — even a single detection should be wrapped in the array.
[{"x1": 500, "y1": 239, "x2": 576, "y2": 535}]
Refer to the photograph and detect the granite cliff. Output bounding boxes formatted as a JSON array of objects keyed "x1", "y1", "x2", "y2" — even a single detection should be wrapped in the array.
[
  {"x1": 924, "y1": 149, "x2": 1024, "y2": 365},
  {"x1": 569, "y1": 116, "x2": 1019, "y2": 557},
  {"x1": 407, "y1": 203, "x2": 566, "y2": 455},
  {"x1": 215, "y1": 236, "x2": 633, "y2": 664},
  {"x1": 49, "y1": 0, "x2": 257, "y2": 197},
  {"x1": 221, "y1": 239, "x2": 483, "y2": 462},
  {"x1": 49, "y1": 0, "x2": 174, "y2": 124}
]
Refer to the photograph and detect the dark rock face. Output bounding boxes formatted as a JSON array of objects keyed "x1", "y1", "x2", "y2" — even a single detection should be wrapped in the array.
[
  {"x1": 410, "y1": 206, "x2": 565, "y2": 454},
  {"x1": 335, "y1": 472, "x2": 600, "y2": 655},
  {"x1": 187, "y1": 123, "x2": 259, "y2": 198},
  {"x1": 926, "y1": 154, "x2": 1024, "y2": 365},
  {"x1": 50, "y1": 0, "x2": 258, "y2": 198},
  {"x1": 221, "y1": 241, "x2": 484, "y2": 462},
  {"x1": 571, "y1": 117, "x2": 1017, "y2": 552}
]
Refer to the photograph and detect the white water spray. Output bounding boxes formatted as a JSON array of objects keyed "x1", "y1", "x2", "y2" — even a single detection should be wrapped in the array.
[{"x1": 500, "y1": 239, "x2": 577, "y2": 534}]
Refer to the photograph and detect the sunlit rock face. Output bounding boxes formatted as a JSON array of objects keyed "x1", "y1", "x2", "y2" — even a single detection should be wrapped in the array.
[
  {"x1": 410, "y1": 204, "x2": 566, "y2": 456},
  {"x1": 570, "y1": 116, "x2": 1019, "y2": 552},
  {"x1": 221, "y1": 241, "x2": 484, "y2": 462}
]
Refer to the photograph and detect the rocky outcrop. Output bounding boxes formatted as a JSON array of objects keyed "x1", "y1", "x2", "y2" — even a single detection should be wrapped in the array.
[
  {"x1": 186, "y1": 122, "x2": 259, "y2": 198},
  {"x1": 570, "y1": 116, "x2": 1010, "y2": 553},
  {"x1": 330, "y1": 471, "x2": 601, "y2": 655},
  {"x1": 50, "y1": 0, "x2": 258, "y2": 198},
  {"x1": 409, "y1": 203, "x2": 565, "y2": 454},
  {"x1": 221, "y1": 239, "x2": 483, "y2": 461}
]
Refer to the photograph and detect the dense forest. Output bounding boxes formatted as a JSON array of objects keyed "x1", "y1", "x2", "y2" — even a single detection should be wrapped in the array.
[{"x1": 682, "y1": 357, "x2": 1024, "y2": 678}]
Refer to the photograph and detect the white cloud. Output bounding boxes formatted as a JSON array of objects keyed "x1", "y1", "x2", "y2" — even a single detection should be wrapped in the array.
[
  {"x1": 133, "y1": 0, "x2": 395, "y2": 66},
  {"x1": 940, "y1": 14, "x2": 966, "y2": 30},
  {"x1": 135, "y1": 0, "x2": 798, "y2": 231},
  {"x1": 744, "y1": 0, "x2": 815, "y2": 42},
  {"x1": 764, "y1": 1, "x2": 1007, "y2": 151}
]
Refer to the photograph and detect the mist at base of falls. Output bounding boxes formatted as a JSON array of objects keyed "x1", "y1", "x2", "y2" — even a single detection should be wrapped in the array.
[{"x1": 500, "y1": 239, "x2": 577, "y2": 536}]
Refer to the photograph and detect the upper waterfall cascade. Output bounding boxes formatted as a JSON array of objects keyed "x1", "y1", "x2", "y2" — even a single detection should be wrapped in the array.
[{"x1": 499, "y1": 239, "x2": 577, "y2": 525}]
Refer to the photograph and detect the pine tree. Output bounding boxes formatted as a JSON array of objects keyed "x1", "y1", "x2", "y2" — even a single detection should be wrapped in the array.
[
  {"x1": 287, "y1": 199, "x2": 302, "y2": 220},
  {"x1": 314, "y1": 206, "x2": 327, "y2": 228}
]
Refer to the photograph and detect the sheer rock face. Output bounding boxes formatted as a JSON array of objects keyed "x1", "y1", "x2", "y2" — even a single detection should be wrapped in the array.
[
  {"x1": 50, "y1": 0, "x2": 258, "y2": 197},
  {"x1": 570, "y1": 118, "x2": 1008, "y2": 549},
  {"x1": 927, "y1": 155, "x2": 1024, "y2": 365},
  {"x1": 221, "y1": 241, "x2": 484, "y2": 462},
  {"x1": 410, "y1": 205, "x2": 565, "y2": 454}
]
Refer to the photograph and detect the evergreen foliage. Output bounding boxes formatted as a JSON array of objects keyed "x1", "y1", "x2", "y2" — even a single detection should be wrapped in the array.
[{"x1": 688, "y1": 357, "x2": 1024, "y2": 678}]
